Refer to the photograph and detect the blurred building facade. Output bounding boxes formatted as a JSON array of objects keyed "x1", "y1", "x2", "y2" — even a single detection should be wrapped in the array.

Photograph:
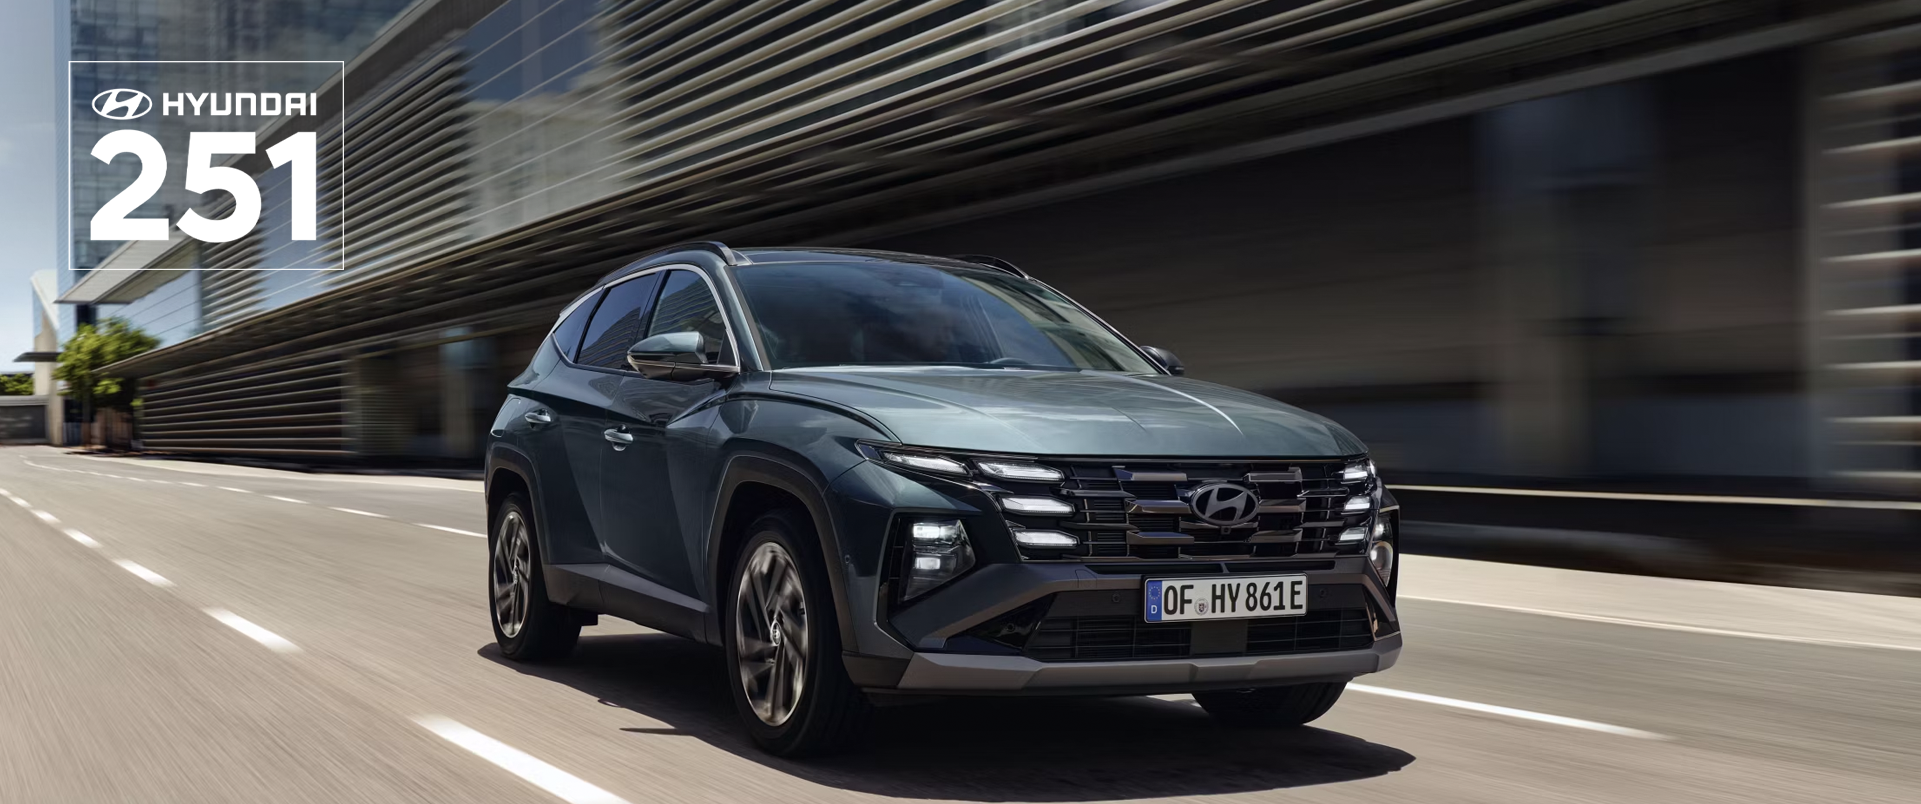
[{"x1": 62, "y1": 0, "x2": 1921, "y2": 502}]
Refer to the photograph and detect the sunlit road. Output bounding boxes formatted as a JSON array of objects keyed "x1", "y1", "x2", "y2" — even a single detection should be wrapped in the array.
[{"x1": 1, "y1": 445, "x2": 1917, "y2": 804}]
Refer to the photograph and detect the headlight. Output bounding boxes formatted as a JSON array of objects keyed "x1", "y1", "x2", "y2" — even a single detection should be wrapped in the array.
[
  {"x1": 977, "y1": 461, "x2": 1063, "y2": 482},
  {"x1": 1342, "y1": 460, "x2": 1372, "y2": 482},
  {"x1": 1342, "y1": 495, "x2": 1371, "y2": 513},
  {"x1": 901, "y1": 519, "x2": 975, "y2": 600},
  {"x1": 999, "y1": 496, "x2": 1073, "y2": 515},
  {"x1": 1338, "y1": 526, "x2": 1369, "y2": 542},
  {"x1": 1011, "y1": 529, "x2": 1078, "y2": 549},
  {"x1": 880, "y1": 451, "x2": 969, "y2": 476}
]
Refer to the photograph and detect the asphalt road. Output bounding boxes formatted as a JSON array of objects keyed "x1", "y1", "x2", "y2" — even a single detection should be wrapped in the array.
[{"x1": 1, "y1": 445, "x2": 1917, "y2": 804}]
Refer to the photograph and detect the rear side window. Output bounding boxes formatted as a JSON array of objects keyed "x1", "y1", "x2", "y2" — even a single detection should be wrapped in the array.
[
  {"x1": 550, "y1": 290, "x2": 601, "y2": 362},
  {"x1": 646, "y1": 270, "x2": 734, "y2": 365},
  {"x1": 577, "y1": 273, "x2": 663, "y2": 370}
]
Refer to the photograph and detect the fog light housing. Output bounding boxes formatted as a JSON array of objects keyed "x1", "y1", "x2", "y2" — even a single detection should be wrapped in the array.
[
  {"x1": 901, "y1": 519, "x2": 975, "y2": 600},
  {"x1": 1368, "y1": 539, "x2": 1395, "y2": 578}
]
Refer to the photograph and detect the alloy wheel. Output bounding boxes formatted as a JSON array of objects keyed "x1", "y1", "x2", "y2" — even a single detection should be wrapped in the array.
[
  {"x1": 491, "y1": 510, "x2": 532, "y2": 639},
  {"x1": 734, "y1": 541, "x2": 809, "y2": 727}
]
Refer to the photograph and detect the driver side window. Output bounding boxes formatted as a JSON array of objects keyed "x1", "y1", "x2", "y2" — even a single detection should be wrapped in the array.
[
  {"x1": 577, "y1": 273, "x2": 662, "y2": 371},
  {"x1": 647, "y1": 270, "x2": 734, "y2": 366}
]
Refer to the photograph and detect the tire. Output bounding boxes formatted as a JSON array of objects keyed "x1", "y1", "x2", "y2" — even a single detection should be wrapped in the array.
[
  {"x1": 489, "y1": 493, "x2": 580, "y2": 662},
  {"x1": 1194, "y1": 682, "x2": 1347, "y2": 727},
  {"x1": 724, "y1": 510, "x2": 872, "y2": 756}
]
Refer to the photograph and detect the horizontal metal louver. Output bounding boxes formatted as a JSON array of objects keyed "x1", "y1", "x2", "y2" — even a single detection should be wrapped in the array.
[
  {"x1": 321, "y1": 45, "x2": 470, "y2": 285},
  {"x1": 138, "y1": 356, "x2": 349, "y2": 456}
]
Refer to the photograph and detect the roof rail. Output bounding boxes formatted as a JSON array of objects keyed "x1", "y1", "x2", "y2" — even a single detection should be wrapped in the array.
[
  {"x1": 599, "y1": 241, "x2": 751, "y2": 283},
  {"x1": 670, "y1": 241, "x2": 751, "y2": 266},
  {"x1": 950, "y1": 253, "x2": 1029, "y2": 278}
]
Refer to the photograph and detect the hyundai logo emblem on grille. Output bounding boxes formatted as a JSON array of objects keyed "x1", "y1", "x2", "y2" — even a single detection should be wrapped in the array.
[
  {"x1": 1189, "y1": 482, "x2": 1258, "y2": 527},
  {"x1": 92, "y1": 89, "x2": 153, "y2": 120}
]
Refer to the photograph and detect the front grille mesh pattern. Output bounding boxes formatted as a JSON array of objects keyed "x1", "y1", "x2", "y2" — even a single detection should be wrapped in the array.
[
  {"x1": 1023, "y1": 609, "x2": 1373, "y2": 662},
  {"x1": 997, "y1": 459, "x2": 1373, "y2": 561}
]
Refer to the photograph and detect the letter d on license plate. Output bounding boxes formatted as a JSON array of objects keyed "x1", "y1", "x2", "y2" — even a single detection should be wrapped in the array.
[{"x1": 1145, "y1": 574, "x2": 1307, "y2": 622}]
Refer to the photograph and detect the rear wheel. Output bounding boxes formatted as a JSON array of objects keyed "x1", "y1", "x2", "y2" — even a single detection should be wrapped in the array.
[
  {"x1": 724, "y1": 511, "x2": 871, "y2": 756},
  {"x1": 1194, "y1": 682, "x2": 1346, "y2": 727},
  {"x1": 489, "y1": 494, "x2": 580, "y2": 661}
]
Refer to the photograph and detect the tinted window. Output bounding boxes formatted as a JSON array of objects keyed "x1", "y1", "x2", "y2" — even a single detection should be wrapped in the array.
[
  {"x1": 732, "y1": 262, "x2": 1156, "y2": 372},
  {"x1": 576, "y1": 273, "x2": 662, "y2": 370},
  {"x1": 550, "y1": 290, "x2": 601, "y2": 361},
  {"x1": 646, "y1": 270, "x2": 733, "y2": 365}
]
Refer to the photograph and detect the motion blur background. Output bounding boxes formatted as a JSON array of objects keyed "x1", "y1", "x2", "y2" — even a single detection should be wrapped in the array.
[{"x1": 15, "y1": 0, "x2": 1921, "y2": 586}]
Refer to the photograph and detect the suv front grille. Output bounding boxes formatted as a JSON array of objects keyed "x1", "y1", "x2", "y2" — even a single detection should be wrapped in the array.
[{"x1": 993, "y1": 458, "x2": 1375, "y2": 561}]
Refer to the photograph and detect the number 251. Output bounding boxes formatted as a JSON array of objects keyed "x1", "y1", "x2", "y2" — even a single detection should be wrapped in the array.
[{"x1": 91, "y1": 130, "x2": 316, "y2": 243}]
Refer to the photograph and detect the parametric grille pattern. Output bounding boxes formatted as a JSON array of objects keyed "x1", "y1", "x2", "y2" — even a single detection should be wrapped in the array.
[
  {"x1": 1025, "y1": 610, "x2": 1374, "y2": 661},
  {"x1": 992, "y1": 459, "x2": 1376, "y2": 561},
  {"x1": 138, "y1": 356, "x2": 348, "y2": 457},
  {"x1": 960, "y1": 587, "x2": 1386, "y2": 663}
]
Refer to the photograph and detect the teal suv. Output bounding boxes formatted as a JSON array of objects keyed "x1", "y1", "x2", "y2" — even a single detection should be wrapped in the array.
[{"x1": 485, "y1": 243, "x2": 1401, "y2": 756}]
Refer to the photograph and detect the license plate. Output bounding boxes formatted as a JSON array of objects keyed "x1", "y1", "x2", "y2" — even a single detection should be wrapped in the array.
[{"x1": 1145, "y1": 574, "x2": 1307, "y2": 622}]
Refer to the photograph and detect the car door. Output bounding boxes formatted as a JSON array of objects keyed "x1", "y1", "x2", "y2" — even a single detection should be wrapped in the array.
[
  {"x1": 518, "y1": 290, "x2": 607, "y2": 566},
  {"x1": 565, "y1": 271, "x2": 665, "y2": 560},
  {"x1": 598, "y1": 268, "x2": 737, "y2": 597}
]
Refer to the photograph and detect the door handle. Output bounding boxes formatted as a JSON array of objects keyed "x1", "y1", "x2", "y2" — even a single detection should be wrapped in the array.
[
  {"x1": 523, "y1": 409, "x2": 553, "y2": 426},
  {"x1": 603, "y1": 428, "x2": 634, "y2": 451}
]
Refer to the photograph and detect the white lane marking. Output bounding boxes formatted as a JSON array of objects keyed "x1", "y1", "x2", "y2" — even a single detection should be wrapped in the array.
[
  {"x1": 1403, "y1": 595, "x2": 1921, "y2": 653},
  {"x1": 180, "y1": 481, "x2": 205, "y2": 487},
  {"x1": 1391, "y1": 483, "x2": 1921, "y2": 512},
  {"x1": 1346, "y1": 684, "x2": 1666, "y2": 739},
  {"x1": 330, "y1": 507, "x2": 388, "y2": 518},
  {"x1": 64, "y1": 528, "x2": 101, "y2": 548},
  {"x1": 217, "y1": 486, "x2": 252, "y2": 494},
  {"x1": 203, "y1": 609, "x2": 299, "y2": 653},
  {"x1": 5, "y1": 494, "x2": 28, "y2": 507},
  {"x1": 266, "y1": 495, "x2": 308, "y2": 505},
  {"x1": 113, "y1": 559, "x2": 174, "y2": 587},
  {"x1": 32, "y1": 509, "x2": 59, "y2": 524},
  {"x1": 415, "y1": 717, "x2": 631, "y2": 804},
  {"x1": 418, "y1": 523, "x2": 484, "y2": 538},
  {"x1": 125, "y1": 477, "x2": 146, "y2": 483}
]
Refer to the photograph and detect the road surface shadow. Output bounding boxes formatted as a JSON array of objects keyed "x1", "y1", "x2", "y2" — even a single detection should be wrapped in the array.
[{"x1": 482, "y1": 633, "x2": 1414, "y2": 801}]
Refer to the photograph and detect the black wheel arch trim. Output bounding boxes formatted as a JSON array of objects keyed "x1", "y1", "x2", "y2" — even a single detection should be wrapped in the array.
[
  {"x1": 486, "y1": 443, "x2": 542, "y2": 552},
  {"x1": 707, "y1": 451, "x2": 860, "y2": 653}
]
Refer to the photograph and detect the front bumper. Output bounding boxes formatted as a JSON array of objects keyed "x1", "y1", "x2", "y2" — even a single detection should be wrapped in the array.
[
  {"x1": 854, "y1": 554, "x2": 1399, "y2": 694},
  {"x1": 896, "y1": 632, "x2": 1400, "y2": 694}
]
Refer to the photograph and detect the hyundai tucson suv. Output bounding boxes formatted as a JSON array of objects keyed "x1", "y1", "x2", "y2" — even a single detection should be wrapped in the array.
[{"x1": 485, "y1": 243, "x2": 1401, "y2": 756}]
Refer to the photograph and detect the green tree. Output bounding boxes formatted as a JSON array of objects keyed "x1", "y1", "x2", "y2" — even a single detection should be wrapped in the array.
[
  {"x1": 55, "y1": 318, "x2": 159, "y2": 413},
  {"x1": 0, "y1": 373, "x2": 32, "y2": 396}
]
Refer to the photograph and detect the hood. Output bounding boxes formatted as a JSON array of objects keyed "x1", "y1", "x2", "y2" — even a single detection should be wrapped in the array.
[{"x1": 768, "y1": 367, "x2": 1365, "y2": 458}]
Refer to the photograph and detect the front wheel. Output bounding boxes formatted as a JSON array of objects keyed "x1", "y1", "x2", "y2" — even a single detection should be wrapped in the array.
[
  {"x1": 489, "y1": 494, "x2": 580, "y2": 662},
  {"x1": 1194, "y1": 682, "x2": 1347, "y2": 727},
  {"x1": 724, "y1": 511, "x2": 871, "y2": 756}
]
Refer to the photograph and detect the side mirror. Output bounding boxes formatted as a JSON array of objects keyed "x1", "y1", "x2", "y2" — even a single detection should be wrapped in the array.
[
  {"x1": 1141, "y1": 345, "x2": 1184, "y2": 376},
  {"x1": 626, "y1": 332, "x2": 737, "y2": 381}
]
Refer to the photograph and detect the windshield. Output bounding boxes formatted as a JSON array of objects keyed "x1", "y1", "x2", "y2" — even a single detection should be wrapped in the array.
[{"x1": 732, "y1": 261, "x2": 1160, "y2": 373}]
